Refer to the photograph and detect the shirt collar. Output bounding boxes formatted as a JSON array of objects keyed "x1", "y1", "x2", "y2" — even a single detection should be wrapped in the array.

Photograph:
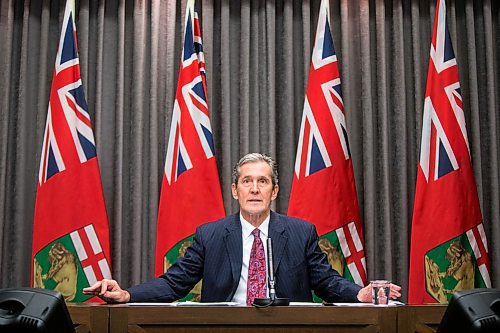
[{"x1": 239, "y1": 213, "x2": 270, "y2": 239}]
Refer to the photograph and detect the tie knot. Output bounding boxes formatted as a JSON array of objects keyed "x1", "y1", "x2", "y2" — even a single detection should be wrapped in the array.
[{"x1": 252, "y1": 229, "x2": 260, "y2": 238}]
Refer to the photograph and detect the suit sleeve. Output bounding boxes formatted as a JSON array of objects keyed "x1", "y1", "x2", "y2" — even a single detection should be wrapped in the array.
[
  {"x1": 127, "y1": 228, "x2": 205, "y2": 302},
  {"x1": 305, "y1": 224, "x2": 362, "y2": 302}
]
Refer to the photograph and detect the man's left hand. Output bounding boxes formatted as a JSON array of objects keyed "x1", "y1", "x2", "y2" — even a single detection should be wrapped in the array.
[{"x1": 357, "y1": 283, "x2": 402, "y2": 303}]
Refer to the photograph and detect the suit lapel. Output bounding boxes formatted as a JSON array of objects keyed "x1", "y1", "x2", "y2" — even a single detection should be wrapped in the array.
[
  {"x1": 268, "y1": 211, "x2": 287, "y2": 273},
  {"x1": 223, "y1": 214, "x2": 243, "y2": 294}
]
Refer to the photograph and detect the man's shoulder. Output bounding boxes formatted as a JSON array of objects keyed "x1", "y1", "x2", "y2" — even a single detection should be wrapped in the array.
[
  {"x1": 195, "y1": 212, "x2": 316, "y2": 232},
  {"x1": 271, "y1": 211, "x2": 315, "y2": 229},
  {"x1": 197, "y1": 213, "x2": 238, "y2": 233}
]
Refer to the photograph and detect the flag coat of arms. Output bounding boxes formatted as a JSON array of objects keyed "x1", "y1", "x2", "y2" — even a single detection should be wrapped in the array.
[
  {"x1": 288, "y1": 0, "x2": 367, "y2": 290},
  {"x1": 408, "y1": 0, "x2": 491, "y2": 304},
  {"x1": 154, "y1": 0, "x2": 225, "y2": 301},
  {"x1": 32, "y1": 0, "x2": 112, "y2": 303}
]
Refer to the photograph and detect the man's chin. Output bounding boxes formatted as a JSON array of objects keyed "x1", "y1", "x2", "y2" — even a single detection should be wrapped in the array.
[{"x1": 244, "y1": 208, "x2": 270, "y2": 218}]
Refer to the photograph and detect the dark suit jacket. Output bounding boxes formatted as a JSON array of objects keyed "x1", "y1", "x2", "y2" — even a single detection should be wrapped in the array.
[{"x1": 128, "y1": 211, "x2": 362, "y2": 303}]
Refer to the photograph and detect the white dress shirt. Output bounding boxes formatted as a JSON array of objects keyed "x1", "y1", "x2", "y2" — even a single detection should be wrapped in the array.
[{"x1": 231, "y1": 213, "x2": 269, "y2": 305}]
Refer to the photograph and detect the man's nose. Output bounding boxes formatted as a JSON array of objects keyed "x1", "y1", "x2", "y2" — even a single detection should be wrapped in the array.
[{"x1": 250, "y1": 180, "x2": 259, "y2": 192}]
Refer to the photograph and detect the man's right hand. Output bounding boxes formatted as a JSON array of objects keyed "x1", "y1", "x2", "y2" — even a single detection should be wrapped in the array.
[{"x1": 82, "y1": 279, "x2": 131, "y2": 303}]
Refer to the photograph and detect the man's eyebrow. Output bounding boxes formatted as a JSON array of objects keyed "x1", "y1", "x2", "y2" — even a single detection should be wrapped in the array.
[{"x1": 240, "y1": 175, "x2": 271, "y2": 180}]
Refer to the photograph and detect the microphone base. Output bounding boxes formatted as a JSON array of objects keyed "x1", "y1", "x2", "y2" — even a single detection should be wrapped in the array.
[{"x1": 252, "y1": 297, "x2": 290, "y2": 307}]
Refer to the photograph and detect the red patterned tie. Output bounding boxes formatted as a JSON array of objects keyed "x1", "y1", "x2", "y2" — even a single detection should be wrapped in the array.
[{"x1": 246, "y1": 229, "x2": 267, "y2": 306}]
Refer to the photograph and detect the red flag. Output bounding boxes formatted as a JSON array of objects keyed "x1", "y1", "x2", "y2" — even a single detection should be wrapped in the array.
[
  {"x1": 408, "y1": 0, "x2": 491, "y2": 304},
  {"x1": 154, "y1": 0, "x2": 225, "y2": 301},
  {"x1": 288, "y1": 0, "x2": 367, "y2": 288},
  {"x1": 32, "y1": 0, "x2": 111, "y2": 303}
]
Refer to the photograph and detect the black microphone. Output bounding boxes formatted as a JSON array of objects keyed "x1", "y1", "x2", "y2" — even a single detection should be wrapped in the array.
[{"x1": 252, "y1": 237, "x2": 289, "y2": 307}]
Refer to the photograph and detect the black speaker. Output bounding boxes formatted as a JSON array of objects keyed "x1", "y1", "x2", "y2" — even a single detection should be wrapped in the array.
[
  {"x1": 437, "y1": 288, "x2": 500, "y2": 333},
  {"x1": 0, "y1": 288, "x2": 75, "y2": 333}
]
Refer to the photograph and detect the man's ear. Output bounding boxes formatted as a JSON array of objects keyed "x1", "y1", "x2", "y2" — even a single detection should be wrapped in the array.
[
  {"x1": 231, "y1": 183, "x2": 238, "y2": 199},
  {"x1": 271, "y1": 184, "x2": 279, "y2": 200}
]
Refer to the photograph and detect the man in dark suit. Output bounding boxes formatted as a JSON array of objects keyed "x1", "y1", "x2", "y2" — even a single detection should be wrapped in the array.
[{"x1": 84, "y1": 153, "x2": 401, "y2": 304}]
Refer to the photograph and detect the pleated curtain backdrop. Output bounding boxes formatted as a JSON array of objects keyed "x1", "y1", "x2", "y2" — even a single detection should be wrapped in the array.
[{"x1": 0, "y1": 0, "x2": 498, "y2": 301}]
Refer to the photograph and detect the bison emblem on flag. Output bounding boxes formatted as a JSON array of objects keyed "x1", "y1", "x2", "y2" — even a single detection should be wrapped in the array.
[
  {"x1": 424, "y1": 225, "x2": 491, "y2": 303},
  {"x1": 33, "y1": 224, "x2": 111, "y2": 302}
]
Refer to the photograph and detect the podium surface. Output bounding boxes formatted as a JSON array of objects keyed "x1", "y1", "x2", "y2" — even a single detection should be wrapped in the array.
[
  {"x1": 67, "y1": 303, "x2": 109, "y2": 333},
  {"x1": 67, "y1": 303, "x2": 446, "y2": 333},
  {"x1": 110, "y1": 304, "x2": 397, "y2": 333}
]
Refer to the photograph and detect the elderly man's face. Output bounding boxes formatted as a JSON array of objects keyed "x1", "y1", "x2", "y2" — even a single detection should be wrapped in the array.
[{"x1": 231, "y1": 161, "x2": 278, "y2": 224}]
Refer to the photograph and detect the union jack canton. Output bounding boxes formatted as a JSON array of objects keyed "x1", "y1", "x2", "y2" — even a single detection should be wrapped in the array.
[
  {"x1": 39, "y1": 10, "x2": 96, "y2": 185},
  {"x1": 164, "y1": 10, "x2": 215, "y2": 185}
]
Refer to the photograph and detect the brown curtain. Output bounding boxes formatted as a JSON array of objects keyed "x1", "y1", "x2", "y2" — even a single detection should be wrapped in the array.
[{"x1": 0, "y1": 0, "x2": 498, "y2": 302}]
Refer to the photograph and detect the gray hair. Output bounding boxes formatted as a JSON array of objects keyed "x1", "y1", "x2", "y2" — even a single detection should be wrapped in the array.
[{"x1": 232, "y1": 153, "x2": 278, "y2": 186}]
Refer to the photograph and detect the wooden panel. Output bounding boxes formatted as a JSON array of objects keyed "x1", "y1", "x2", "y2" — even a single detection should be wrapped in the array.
[
  {"x1": 64, "y1": 303, "x2": 449, "y2": 332},
  {"x1": 68, "y1": 303, "x2": 110, "y2": 333},
  {"x1": 397, "y1": 305, "x2": 447, "y2": 333},
  {"x1": 109, "y1": 305, "x2": 398, "y2": 333}
]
